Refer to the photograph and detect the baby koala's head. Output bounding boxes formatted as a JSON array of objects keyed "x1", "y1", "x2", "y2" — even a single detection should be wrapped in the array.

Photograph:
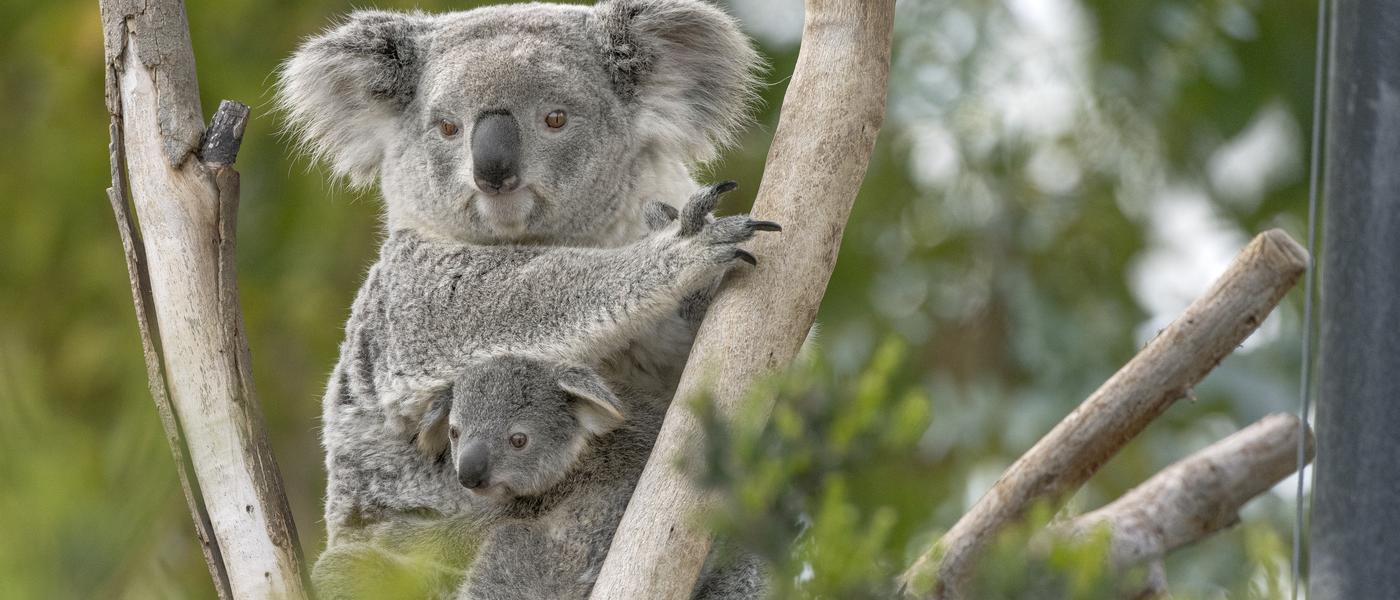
[{"x1": 418, "y1": 356, "x2": 624, "y2": 500}]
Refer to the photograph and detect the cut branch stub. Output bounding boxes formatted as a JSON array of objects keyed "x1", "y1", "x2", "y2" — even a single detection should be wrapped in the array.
[
  {"x1": 901, "y1": 229, "x2": 1309, "y2": 599},
  {"x1": 201, "y1": 100, "x2": 250, "y2": 166}
]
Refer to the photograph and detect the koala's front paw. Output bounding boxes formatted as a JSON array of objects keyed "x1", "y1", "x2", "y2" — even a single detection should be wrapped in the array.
[{"x1": 650, "y1": 181, "x2": 781, "y2": 268}]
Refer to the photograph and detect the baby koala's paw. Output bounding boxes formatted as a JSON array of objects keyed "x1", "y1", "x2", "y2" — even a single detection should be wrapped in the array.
[{"x1": 650, "y1": 181, "x2": 781, "y2": 268}]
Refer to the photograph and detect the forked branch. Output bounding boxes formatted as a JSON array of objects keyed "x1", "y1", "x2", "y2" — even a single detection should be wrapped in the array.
[
  {"x1": 901, "y1": 229, "x2": 1309, "y2": 598},
  {"x1": 1063, "y1": 413, "x2": 1315, "y2": 569}
]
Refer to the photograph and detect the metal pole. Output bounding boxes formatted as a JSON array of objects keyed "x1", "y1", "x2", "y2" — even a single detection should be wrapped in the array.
[{"x1": 1308, "y1": 0, "x2": 1400, "y2": 597}]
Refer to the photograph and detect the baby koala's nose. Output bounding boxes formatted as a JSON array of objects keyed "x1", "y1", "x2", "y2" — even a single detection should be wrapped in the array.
[
  {"x1": 471, "y1": 111, "x2": 522, "y2": 196},
  {"x1": 456, "y1": 440, "x2": 491, "y2": 490}
]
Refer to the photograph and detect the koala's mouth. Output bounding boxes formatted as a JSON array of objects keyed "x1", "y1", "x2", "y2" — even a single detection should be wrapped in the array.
[
  {"x1": 467, "y1": 482, "x2": 513, "y2": 500},
  {"x1": 470, "y1": 188, "x2": 539, "y2": 238}
]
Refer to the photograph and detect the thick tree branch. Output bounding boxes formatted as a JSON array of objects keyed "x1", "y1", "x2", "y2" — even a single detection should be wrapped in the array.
[
  {"x1": 1064, "y1": 413, "x2": 1315, "y2": 569},
  {"x1": 106, "y1": 115, "x2": 231, "y2": 599},
  {"x1": 101, "y1": 2, "x2": 309, "y2": 597},
  {"x1": 901, "y1": 229, "x2": 1309, "y2": 599},
  {"x1": 588, "y1": 2, "x2": 895, "y2": 598}
]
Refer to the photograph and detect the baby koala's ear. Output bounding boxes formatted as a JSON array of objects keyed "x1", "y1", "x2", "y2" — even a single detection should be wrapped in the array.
[
  {"x1": 557, "y1": 366, "x2": 625, "y2": 436},
  {"x1": 595, "y1": 0, "x2": 764, "y2": 162},
  {"x1": 414, "y1": 392, "x2": 452, "y2": 459},
  {"x1": 277, "y1": 11, "x2": 432, "y2": 187}
]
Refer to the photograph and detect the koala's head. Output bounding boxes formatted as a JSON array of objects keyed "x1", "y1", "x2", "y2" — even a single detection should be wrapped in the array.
[
  {"x1": 417, "y1": 356, "x2": 623, "y2": 500},
  {"x1": 278, "y1": 0, "x2": 761, "y2": 245}
]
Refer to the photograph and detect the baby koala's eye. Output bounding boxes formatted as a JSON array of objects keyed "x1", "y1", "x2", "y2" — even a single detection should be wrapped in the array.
[
  {"x1": 448, "y1": 425, "x2": 461, "y2": 440},
  {"x1": 544, "y1": 110, "x2": 567, "y2": 129},
  {"x1": 509, "y1": 432, "x2": 528, "y2": 449},
  {"x1": 438, "y1": 120, "x2": 460, "y2": 138}
]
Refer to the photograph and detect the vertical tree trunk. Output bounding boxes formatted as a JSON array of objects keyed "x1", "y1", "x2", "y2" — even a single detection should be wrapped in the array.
[
  {"x1": 100, "y1": 2, "x2": 310, "y2": 598},
  {"x1": 588, "y1": 2, "x2": 896, "y2": 598}
]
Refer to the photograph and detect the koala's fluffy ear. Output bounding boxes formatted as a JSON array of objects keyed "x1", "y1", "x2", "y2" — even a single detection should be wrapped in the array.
[
  {"x1": 277, "y1": 11, "x2": 431, "y2": 187},
  {"x1": 597, "y1": 0, "x2": 764, "y2": 162},
  {"x1": 558, "y1": 367, "x2": 625, "y2": 436},
  {"x1": 414, "y1": 393, "x2": 452, "y2": 458}
]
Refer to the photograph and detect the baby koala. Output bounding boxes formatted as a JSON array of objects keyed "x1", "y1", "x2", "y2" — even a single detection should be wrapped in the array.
[{"x1": 419, "y1": 356, "x2": 763, "y2": 599}]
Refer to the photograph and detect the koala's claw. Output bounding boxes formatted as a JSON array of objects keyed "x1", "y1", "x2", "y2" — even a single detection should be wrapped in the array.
[
  {"x1": 679, "y1": 181, "x2": 737, "y2": 237},
  {"x1": 669, "y1": 182, "x2": 781, "y2": 269},
  {"x1": 748, "y1": 220, "x2": 782, "y2": 232}
]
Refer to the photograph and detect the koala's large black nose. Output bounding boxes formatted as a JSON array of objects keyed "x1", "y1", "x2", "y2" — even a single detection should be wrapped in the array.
[
  {"x1": 456, "y1": 440, "x2": 491, "y2": 490},
  {"x1": 471, "y1": 112, "x2": 521, "y2": 195}
]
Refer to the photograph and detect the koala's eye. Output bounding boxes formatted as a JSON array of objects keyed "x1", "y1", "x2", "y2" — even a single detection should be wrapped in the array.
[
  {"x1": 509, "y1": 433, "x2": 528, "y2": 449},
  {"x1": 438, "y1": 120, "x2": 460, "y2": 138},
  {"x1": 544, "y1": 110, "x2": 567, "y2": 129},
  {"x1": 448, "y1": 426, "x2": 461, "y2": 440}
]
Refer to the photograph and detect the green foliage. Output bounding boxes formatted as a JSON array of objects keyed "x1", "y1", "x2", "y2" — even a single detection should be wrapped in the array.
[
  {"x1": 690, "y1": 346, "x2": 1291, "y2": 599},
  {"x1": 689, "y1": 341, "x2": 934, "y2": 598},
  {"x1": 964, "y1": 505, "x2": 1125, "y2": 600}
]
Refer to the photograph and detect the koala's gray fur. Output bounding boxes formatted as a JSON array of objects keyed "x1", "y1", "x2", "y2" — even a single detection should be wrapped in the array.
[
  {"x1": 420, "y1": 355, "x2": 764, "y2": 599},
  {"x1": 319, "y1": 182, "x2": 772, "y2": 526},
  {"x1": 277, "y1": 0, "x2": 765, "y2": 596}
]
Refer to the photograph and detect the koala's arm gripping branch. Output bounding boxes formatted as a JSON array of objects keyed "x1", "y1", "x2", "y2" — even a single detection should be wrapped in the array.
[
  {"x1": 589, "y1": 2, "x2": 896, "y2": 599},
  {"x1": 390, "y1": 235, "x2": 722, "y2": 373},
  {"x1": 100, "y1": 1, "x2": 310, "y2": 597}
]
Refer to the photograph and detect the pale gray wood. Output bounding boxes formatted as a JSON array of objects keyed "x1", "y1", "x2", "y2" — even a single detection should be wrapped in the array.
[
  {"x1": 1064, "y1": 413, "x2": 1316, "y2": 567},
  {"x1": 101, "y1": 0, "x2": 204, "y2": 167},
  {"x1": 901, "y1": 229, "x2": 1309, "y2": 599},
  {"x1": 1064, "y1": 413, "x2": 1315, "y2": 570},
  {"x1": 100, "y1": 2, "x2": 309, "y2": 597},
  {"x1": 106, "y1": 115, "x2": 231, "y2": 600},
  {"x1": 588, "y1": 2, "x2": 896, "y2": 599}
]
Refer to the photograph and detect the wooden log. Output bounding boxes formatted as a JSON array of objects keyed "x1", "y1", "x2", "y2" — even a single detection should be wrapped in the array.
[
  {"x1": 588, "y1": 2, "x2": 896, "y2": 598},
  {"x1": 900, "y1": 229, "x2": 1309, "y2": 599},
  {"x1": 100, "y1": 2, "x2": 309, "y2": 597}
]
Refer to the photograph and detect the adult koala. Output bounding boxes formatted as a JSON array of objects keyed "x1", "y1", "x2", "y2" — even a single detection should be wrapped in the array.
[{"x1": 277, "y1": 0, "x2": 762, "y2": 597}]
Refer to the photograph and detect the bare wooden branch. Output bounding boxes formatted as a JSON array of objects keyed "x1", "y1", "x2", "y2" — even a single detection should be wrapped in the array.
[
  {"x1": 106, "y1": 115, "x2": 232, "y2": 600},
  {"x1": 101, "y1": 2, "x2": 309, "y2": 597},
  {"x1": 588, "y1": 2, "x2": 895, "y2": 598},
  {"x1": 901, "y1": 229, "x2": 1309, "y2": 599},
  {"x1": 1065, "y1": 413, "x2": 1315, "y2": 569}
]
